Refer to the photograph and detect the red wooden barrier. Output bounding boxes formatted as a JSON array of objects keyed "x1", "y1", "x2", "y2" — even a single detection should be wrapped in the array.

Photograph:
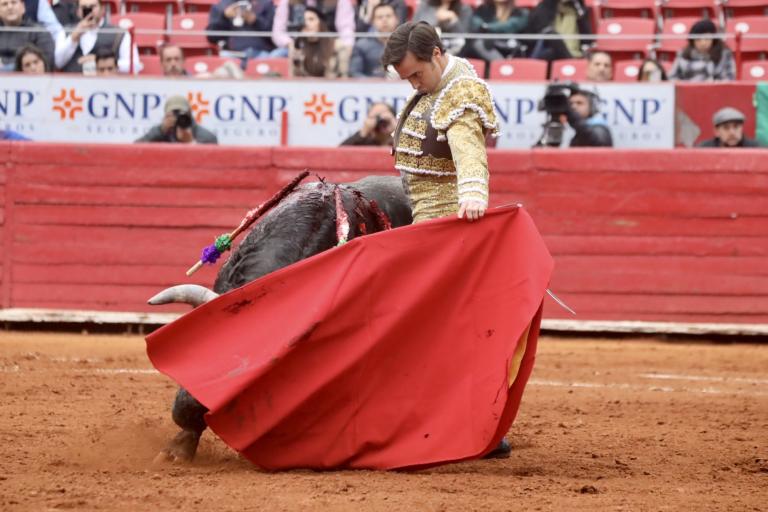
[{"x1": 2, "y1": 142, "x2": 767, "y2": 325}]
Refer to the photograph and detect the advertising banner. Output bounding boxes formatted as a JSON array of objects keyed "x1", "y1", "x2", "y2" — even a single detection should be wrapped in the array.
[{"x1": 0, "y1": 75, "x2": 675, "y2": 148}]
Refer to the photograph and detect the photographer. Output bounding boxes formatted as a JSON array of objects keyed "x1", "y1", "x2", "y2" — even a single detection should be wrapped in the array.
[
  {"x1": 340, "y1": 102, "x2": 396, "y2": 146},
  {"x1": 135, "y1": 96, "x2": 218, "y2": 145},
  {"x1": 535, "y1": 82, "x2": 612, "y2": 148}
]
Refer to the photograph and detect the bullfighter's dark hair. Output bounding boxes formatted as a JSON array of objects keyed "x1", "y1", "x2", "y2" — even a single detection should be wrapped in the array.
[{"x1": 381, "y1": 22, "x2": 445, "y2": 68}]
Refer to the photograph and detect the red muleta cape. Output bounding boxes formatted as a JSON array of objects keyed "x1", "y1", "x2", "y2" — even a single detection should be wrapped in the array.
[{"x1": 146, "y1": 206, "x2": 553, "y2": 470}]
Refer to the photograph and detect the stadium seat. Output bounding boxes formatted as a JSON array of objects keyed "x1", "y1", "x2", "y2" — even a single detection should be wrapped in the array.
[
  {"x1": 466, "y1": 58, "x2": 487, "y2": 78},
  {"x1": 489, "y1": 58, "x2": 547, "y2": 80},
  {"x1": 187, "y1": 55, "x2": 240, "y2": 75},
  {"x1": 169, "y1": 12, "x2": 217, "y2": 55},
  {"x1": 741, "y1": 60, "x2": 768, "y2": 80},
  {"x1": 138, "y1": 54, "x2": 164, "y2": 75},
  {"x1": 112, "y1": 13, "x2": 167, "y2": 52},
  {"x1": 720, "y1": 0, "x2": 768, "y2": 19},
  {"x1": 594, "y1": 0, "x2": 656, "y2": 20},
  {"x1": 245, "y1": 58, "x2": 291, "y2": 78},
  {"x1": 657, "y1": 0, "x2": 717, "y2": 20},
  {"x1": 182, "y1": 0, "x2": 218, "y2": 14},
  {"x1": 656, "y1": 16, "x2": 700, "y2": 60},
  {"x1": 550, "y1": 58, "x2": 588, "y2": 80},
  {"x1": 595, "y1": 17, "x2": 656, "y2": 59},
  {"x1": 403, "y1": 0, "x2": 419, "y2": 19},
  {"x1": 725, "y1": 16, "x2": 768, "y2": 58},
  {"x1": 613, "y1": 59, "x2": 644, "y2": 81},
  {"x1": 124, "y1": 0, "x2": 181, "y2": 15}
]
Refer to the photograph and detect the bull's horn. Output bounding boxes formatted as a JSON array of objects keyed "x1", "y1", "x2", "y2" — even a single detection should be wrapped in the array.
[{"x1": 148, "y1": 284, "x2": 219, "y2": 307}]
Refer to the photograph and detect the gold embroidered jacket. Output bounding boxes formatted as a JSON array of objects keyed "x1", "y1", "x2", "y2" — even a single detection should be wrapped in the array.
[{"x1": 392, "y1": 56, "x2": 499, "y2": 223}]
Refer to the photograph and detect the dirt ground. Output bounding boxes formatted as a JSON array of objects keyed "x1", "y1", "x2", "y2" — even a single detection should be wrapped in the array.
[{"x1": 0, "y1": 330, "x2": 766, "y2": 512}]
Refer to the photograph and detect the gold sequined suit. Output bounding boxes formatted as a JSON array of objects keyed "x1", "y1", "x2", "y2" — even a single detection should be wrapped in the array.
[{"x1": 392, "y1": 56, "x2": 499, "y2": 223}]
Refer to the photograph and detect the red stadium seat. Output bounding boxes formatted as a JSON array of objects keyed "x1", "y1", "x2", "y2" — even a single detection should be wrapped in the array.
[
  {"x1": 404, "y1": 0, "x2": 419, "y2": 19},
  {"x1": 595, "y1": 17, "x2": 656, "y2": 59},
  {"x1": 245, "y1": 58, "x2": 291, "y2": 77},
  {"x1": 657, "y1": 0, "x2": 717, "y2": 20},
  {"x1": 182, "y1": 0, "x2": 218, "y2": 13},
  {"x1": 169, "y1": 12, "x2": 216, "y2": 55},
  {"x1": 656, "y1": 16, "x2": 700, "y2": 60},
  {"x1": 124, "y1": 0, "x2": 181, "y2": 15},
  {"x1": 550, "y1": 58, "x2": 588, "y2": 80},
  {"x1": 741, "y1": 60, "x2": 768, "y2": 80},
  {"x1": 720, "y1": 0, "x2": 768, "y2": 19},
  {"x1": 112, "y1": 13, "x2": 167, "y2": 52},
  {"x1": 489, "y1": 59, "x2": 547, "y2": 80},
  {"x1": 465, "y1": 58, "x2": 487, "y2": 78},
  {"x1": 725, "y1": 16, "x2": 768, "y2": 58},
  {"x1": 595, "y1": 0, "x2": 656, "y2": 19},
  {"x1": 187, "y1": 55, "x2": 240, "y2": 75},
  {"x1": 613, "y1": 59, "x2": 644, "y2": 81},
  {"x1": 138, "y1": 54, "x2": 164, "y2": 75}
]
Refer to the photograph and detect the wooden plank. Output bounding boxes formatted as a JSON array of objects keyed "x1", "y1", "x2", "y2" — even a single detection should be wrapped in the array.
[
  {"x1": 13, "y1": 183, "x2": 271, "y2": 208},
  {"x1": 273, "y1": 147, "x2": 394, "y2": 172},
  {"x1": 9, "y1": 299, "x2": 190, "y2": 313},
  {"x1": 544, "y1": 235, "x2": 768, "y2": 257},
  {"x1": 534, "y1": 212, "x2": 767, "y2": 237},
  {"x1": 12, "y1": 263, "x2": 219, "y2": 286},
  {"x1": 553, "y1": 255, "x2": 768, "y2": 277},
  {"x1": 11, "y1": 283, "x2": 191, "y2": 306}
]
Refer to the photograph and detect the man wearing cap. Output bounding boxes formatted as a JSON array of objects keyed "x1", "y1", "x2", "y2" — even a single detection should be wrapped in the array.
[
  {"x1": 697, "y1": 107, "x2": 762, "y2": 148},
  {"x1": 135, "y1": 96, "x2": 218, "y2": 145}
]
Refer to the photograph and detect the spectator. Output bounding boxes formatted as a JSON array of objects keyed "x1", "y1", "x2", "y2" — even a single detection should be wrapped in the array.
[
  {"x1": 272, "y1": 0, "x2": 356, "y2": 58},
  {"x1": 136, "y1": 96, "x2": 218, "y2": 145},
  {"x1": 697, "y1": 107, "x2": 762, "y2": 148},
  {"x1": 159, "y1": 44, "x2": 188, "y2": 76},
  {"x1": 350, "y1": 2, "x2": 397, "y2": 77},
  {"x1": 94, "y1": 47, "x2": 116, "y2": 75},
  {"x1": 14, "y1": 43, "x2": 49, "y2": 72},
  {"x1": 51, "y1": 0, "x2": 79, "y2": 25},
  {"x1": 467, "y1": 0, "x2": 529, "y2": 62},
  {"x1": 637, "y1": 58, "x2": 667, "y2": 82},
  {"x1": 1, "y1": 128, "x2": 31, "y2": 140},
  {"x1": 290, "y1": 6, "x2": 348, "y2": 77},
  {"x1": 0, "y1": 0, "x2": 55, "y2": 72},
  {"x1": 585, "y1": 50, "x2": 612, "y2": 81},
  {"x1": 564, "y1": 85, "x2": 612, "y2": 147},
  {"x1": 54, "y1": 0, "x2": 141, "y2": 74},
  {"x1": 525, "y1": 0, "x2": 592, "y2": 61},
  {"x1": 413, "y1": 0, "x2": 472, "y2": 56},
  {"x1": 208, "y1": 0, "x2": 277, "y2": 59},
  {"x1": 355, "y1": 0, "x2": 407, "y2": 32},
  {"x1": 23, "y1": 0, "x2": 64, "y2": 40},
  {"x1": 340, "y1": 102, "x2": 396, "y2": 146},
  {"x1": 670, "y1": 19, "x2": 735, "y2": 82}
]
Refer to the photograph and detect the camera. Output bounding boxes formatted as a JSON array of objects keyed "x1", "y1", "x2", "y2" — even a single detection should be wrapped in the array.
[
  {"x1": 374, "y1": 114, "x2": 389, "y2": 133},
  {"x1": 173, "y1": 110, "x2": 193, "y2": 130},
  {"x1": 81, "y1": 5, "x2": 93, "y2": 18},
  {"x1": 534, "y1": 81, "x2": 579, "y2": 148}
]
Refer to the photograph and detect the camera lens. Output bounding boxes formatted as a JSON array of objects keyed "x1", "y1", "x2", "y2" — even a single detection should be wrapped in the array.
[{"x1": 175, "y1": 111, "x2": 193, "y2": 130}]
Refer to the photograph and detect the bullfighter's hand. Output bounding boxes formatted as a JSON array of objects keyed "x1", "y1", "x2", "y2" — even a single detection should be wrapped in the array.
[{"x1": 458, "y1": 201, "x2": 486, "y2": 222}]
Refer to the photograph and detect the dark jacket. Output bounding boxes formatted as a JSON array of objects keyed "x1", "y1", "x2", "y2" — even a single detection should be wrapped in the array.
[
  {"x1": 349, "y1": 37, "x2": 385, "y2": 77},
  {"x1": 135, "y1": 123, "x2": 219, "y2": 144},
  {"x1": 59, "y1": 22, "x2": 125, "y2": 72},
  {"x1": 340, "y1": 131, "x2": 390, "y2": 146},
  {"x1": 696, "y1": 136, "x2": 763, "y2": 148},
  {"x1": 525, "y1": 0, "x2": 592, "y2": 52},
  {"x1": 0, "y1": 19, "x2": 55, "y2": 68},
  {"x1": 207, "y1": 0, "x2": 275, "y2": 53},
  {"x1": 567, "y1": 109, "x2": 613, "y2": 147}
]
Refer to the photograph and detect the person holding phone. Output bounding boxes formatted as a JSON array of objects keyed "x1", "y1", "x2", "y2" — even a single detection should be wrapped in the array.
[
  {"x1": 207, "y1": 0, "x2": 278, "y2": 59},
  {"x1": 54, "y1": 0, "x2": 141, "y2": 73}
]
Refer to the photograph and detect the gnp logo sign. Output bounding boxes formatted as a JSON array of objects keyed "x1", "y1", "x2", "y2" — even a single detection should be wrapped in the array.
[{"x1": 303, "y1": 93, "x2": 335, "y2": 125}]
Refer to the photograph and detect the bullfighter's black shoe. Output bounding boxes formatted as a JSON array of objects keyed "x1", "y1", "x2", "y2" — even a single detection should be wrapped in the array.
[{"x1": 483, "y1": 438, "x2": 512, "y2": 459}]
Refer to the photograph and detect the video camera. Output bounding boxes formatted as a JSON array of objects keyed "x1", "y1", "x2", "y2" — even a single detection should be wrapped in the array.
[{"x1": 534, "y1": 81, "x2": 580, "y2": 148}]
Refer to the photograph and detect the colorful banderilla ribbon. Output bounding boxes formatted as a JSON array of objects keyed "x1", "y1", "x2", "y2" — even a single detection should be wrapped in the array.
[{"x1": 186, "y1": 171, "x2": 310, "y2": 276}]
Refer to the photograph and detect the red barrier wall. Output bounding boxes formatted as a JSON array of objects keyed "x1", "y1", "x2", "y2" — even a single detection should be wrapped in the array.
[{"x1": 1, "y1": 142, "x2": 766, "y2": 324}]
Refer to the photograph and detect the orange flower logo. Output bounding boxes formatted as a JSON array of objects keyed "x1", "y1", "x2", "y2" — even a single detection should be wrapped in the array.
[
  {"x1": 52, "y1": 88, "x2": 84, "y2": 120},
  {"x1": 187, "y1": 91, "x2": 210, "y2": 124},
  {"x1": 303, "y1": 94, "x2": 334, "y2": 125}
]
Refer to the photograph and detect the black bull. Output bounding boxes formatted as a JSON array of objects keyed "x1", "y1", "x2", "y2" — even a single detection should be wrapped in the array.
[{"x1": 149, "y1": 175, "x2": 413, "y2": 463}]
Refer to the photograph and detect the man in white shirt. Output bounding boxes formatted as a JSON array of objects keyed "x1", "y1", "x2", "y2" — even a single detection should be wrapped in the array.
[{"x1": 54, "y1": 0, "x2": 141, "y2": 74}]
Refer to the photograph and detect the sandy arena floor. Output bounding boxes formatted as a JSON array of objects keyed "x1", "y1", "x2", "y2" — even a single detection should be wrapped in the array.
[{"x1": 0, "y1": 330, "x2": 766, "y2": 511}]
